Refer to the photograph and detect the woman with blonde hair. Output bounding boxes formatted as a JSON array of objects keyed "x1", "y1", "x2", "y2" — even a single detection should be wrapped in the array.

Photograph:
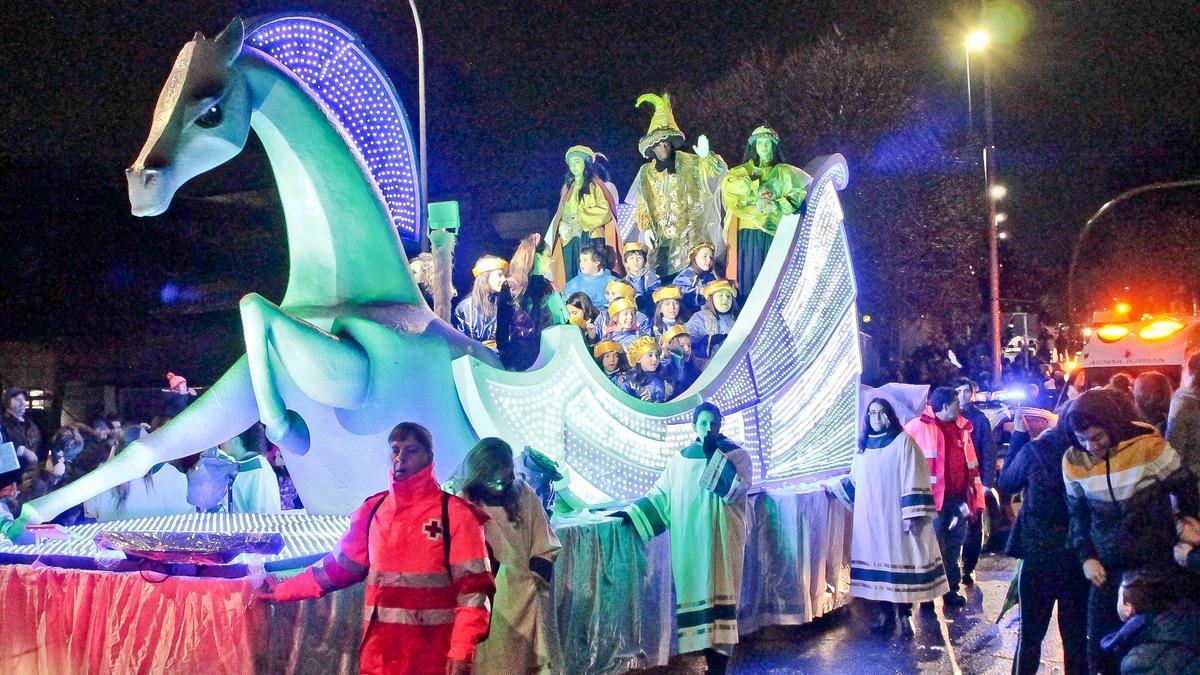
[{"x1": 451, "y1": 438, "x2": 561, "y2": 674}]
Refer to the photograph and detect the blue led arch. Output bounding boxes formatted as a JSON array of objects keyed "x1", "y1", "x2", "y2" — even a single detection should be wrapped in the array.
[{"x1": 245, "y1": 15, "x2": 422, "y2": 240}]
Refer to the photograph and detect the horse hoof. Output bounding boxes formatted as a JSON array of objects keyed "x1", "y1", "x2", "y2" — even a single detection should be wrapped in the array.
[{"x1": 266, "y1": 410, "x2": 311, "y2": 455}]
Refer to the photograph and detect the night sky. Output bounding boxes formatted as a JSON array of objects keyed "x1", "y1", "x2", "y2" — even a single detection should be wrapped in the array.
[{"x1": 1, "y1": 1, "x2": 1197, "y2": 378}]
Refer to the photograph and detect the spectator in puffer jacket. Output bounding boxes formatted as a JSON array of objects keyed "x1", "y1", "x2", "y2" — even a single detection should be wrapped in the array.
[
  {"x1": 1101, "y1": 568, "x2": 1200, "y2": 675},
  {"x1": 998, "y1": 401, "x2": 1089, "y2": 675},
  {"x1": 1063, "y1": 389, "x2": 1200, "y2": 674}
]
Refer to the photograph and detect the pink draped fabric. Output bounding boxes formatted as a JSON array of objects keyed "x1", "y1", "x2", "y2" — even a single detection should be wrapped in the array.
[{"x1": 0, "y1": 565, "x2": 265, "y2": 674}]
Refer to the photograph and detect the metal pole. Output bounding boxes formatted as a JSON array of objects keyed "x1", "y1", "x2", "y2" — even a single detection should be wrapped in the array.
[
  {"x1": 406, "y1": 0, "x2": 428, "y2": 229},
  {"x1": 965, "y1": 46, "x2": 974, "y2": 136},
  {"x1": 982, "y1": 48, "x2": 1002, "y2": 387}
]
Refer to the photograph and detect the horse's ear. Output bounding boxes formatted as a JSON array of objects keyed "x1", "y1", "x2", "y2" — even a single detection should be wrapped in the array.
[{"x1": 213, "y1": 18, "x2": 245, "y2": 65}]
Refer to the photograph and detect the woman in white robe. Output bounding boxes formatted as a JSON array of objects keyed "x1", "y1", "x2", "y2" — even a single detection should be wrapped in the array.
[
  {"x1": 831, "y1": 397, "x2": 949, "y2": 632},
  {"x1": 451, "y1": 438, "x2": 561, "y2": 674}
]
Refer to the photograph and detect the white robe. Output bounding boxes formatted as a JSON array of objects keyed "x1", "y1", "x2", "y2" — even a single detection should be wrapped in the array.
[
  {"x1": 472, "y1": 480, "x2": 562, "y2": 675},
  {"x1": 626, "y1": 439, "x2": 752, "y2": 654},
  {"x1": 229, "y1": 455, "x2": 282, "y2": 514},
  {"x1": 833, "y1": 431, "x2": 949, "y2": 603}
]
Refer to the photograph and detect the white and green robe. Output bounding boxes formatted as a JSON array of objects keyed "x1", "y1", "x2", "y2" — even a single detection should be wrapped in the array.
[
  {"x1": 626, "y1": 437, "x2": 752, "y2": 654},
  {"x1": 832, "y1": 431, "x2": 949, "y2": 603}
]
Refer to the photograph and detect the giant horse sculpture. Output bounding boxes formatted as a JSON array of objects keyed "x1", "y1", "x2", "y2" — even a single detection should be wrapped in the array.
[{"x1": 17, "y1": 14, "x2": 860, "y2": 527}]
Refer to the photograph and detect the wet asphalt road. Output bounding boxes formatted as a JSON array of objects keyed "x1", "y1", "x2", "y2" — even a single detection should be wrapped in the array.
[{"x1": 636, "y1": 552, "x2": 1067, "y2": 674}]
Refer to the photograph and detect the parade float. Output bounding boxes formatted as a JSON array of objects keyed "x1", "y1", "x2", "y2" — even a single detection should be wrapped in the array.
[{"x1": 1, "y1": 14, "x2": 860, "y2": 674}]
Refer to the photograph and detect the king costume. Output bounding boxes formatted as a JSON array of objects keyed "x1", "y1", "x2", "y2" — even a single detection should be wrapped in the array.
[
  {"x1": 625, "y1": 433, "x2": 753, "y2": 656},
  {"x1": 626, "y1": 93, "x2": 727, "y2": 278},
  {"x1": 831, "y1": 430, "x2": 949, "y2": 603},
  {"x1": 548, "y1": 145, "x2": 625, "y2": 288}
]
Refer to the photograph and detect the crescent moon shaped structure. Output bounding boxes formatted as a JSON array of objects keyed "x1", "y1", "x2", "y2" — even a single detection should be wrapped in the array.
[
  {"x1": 16, "y1": 13, "x2": 860, "y2": 525},
  {"x1": 455, "y1": 155, "x2": 860, "y2": 504}
]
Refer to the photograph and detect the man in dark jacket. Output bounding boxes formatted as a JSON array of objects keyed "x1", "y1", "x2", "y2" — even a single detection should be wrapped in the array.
[
  {"x1": 998, "y1": 406, "x2": 1090, "y2": 674},
  {"x1": 956, "y1": 378, "x2": 995, "y2": 586}
]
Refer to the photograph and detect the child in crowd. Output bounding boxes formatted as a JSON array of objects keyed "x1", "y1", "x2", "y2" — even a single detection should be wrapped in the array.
[
  {"x1": 604, "y1": 298, "x2": 644, "y2": 350},
  {"x1": 218, "y1": 423, "x2": 282, "y2": 514},
  {"x1": 561, "y1": 245, "x2": 618, "y2": 314},
  {"x1": 617, "y1": 336, "x2": 674, "y2": 403},
  {"x1": 566, "y1": 292, "x2": 601, "y2": 343},
  {"x1": 604, "y1": 280, "x2": 652, "y2": 335},
  {"x1": 593, "y1": 340, "x2": 628, "y2": 384},
  {"x1": 651, "y1": 286, "x2": 690, "y2": 340},
  {"x1": 1101, "y1": 568, "x2": 1200, "y2": 674},
  {"x1": 453, "y1": 255, "x2": 507, "y2": 349},
  {"x1": 686, "y1": 280, "x2": 739, "y2": 362},
  {"x1": 622, "y1": 243, "x2": 661, "y2": 316},
  {"x1": 672, "y1": 242, "x2": 721, "y2": 313},
  {"x1": 659, "y1": 325, "x2": 701, "y2": 394}
]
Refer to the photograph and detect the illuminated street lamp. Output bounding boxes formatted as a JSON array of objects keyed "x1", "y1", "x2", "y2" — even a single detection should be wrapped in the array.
[
  {"x1": 989, "y1": 184, "x2": 1007, "y2": 200},
  {"x1": 967, "y1": 29, "x2": 991, "y2": 52},
  {"x1": 998, "y1": 231, "x2": 1009, "y2": 241},
  {"x1": 994, "y1": 212, "x2": 1008, "y2": 224}
]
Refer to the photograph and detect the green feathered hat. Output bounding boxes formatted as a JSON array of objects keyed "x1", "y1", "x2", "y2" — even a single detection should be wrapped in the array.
[{"x1": 636, "y1": 92, "x2": 686, "y2": 158}]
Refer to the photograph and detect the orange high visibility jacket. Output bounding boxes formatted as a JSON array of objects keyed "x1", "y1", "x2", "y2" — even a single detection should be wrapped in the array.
[
  {"x1": 903, "y1": 408, "x2": 987, "y2": 515},
  {"x1": 272, "y1": 464, "x2": 495, "y2": 674}
]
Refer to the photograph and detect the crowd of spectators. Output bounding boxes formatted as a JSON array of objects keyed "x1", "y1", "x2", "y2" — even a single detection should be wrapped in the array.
[{"x1": 0, "y1": 382, "x2": 299, "y2": 534}]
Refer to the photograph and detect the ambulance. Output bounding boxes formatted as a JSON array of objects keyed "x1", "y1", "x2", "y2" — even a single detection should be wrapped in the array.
[{"x1": 1079, "y1": 313, "x2": 1200, "y2": 387}]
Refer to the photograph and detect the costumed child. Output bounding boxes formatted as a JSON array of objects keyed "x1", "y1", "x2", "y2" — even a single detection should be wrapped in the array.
[
  {"x1": 604, "y1": 280, "x2": 652, "y2": 336},
  {"x1": 218, "y1": 422, "x2": 282, "y2": 513},
  {"x1": 618, "y1": 336, "x2": 674, "y2": 403},
  {"x1": 660, "y1": 325, "x2": 701, "y2": 395},
  {"x1": 561, "y1": 245, "x2": 618, "y2": 314},
  {"x1": 593, "y1": 340, "x2": 628, "y2": 384},
  {"x1": 651, "y1": 285, "x2": 690, "y2": 340},
  {"x1": 672, "y1": 242, "x2": 721, "y2": 313},
  {"x1": 604, "y1": 297, "x2": 645, "y2": 350},
  {"x1": 546, "y1": 145, "x2": 624, "y2": 288},
  {"x1": 621, "y1": 242, "x2": 661, "y2": 316},
  {"x1": 566, "y1": 292, "x2": 601, "y2": 343},
  {"x1": 454, "y1": 255, "x2": 507, "y2": 350},
  {"x1": 448, "y1": 438, "x2": 562, "y2": 675},
  {"x1": 686, "y1": 280, "x2": 738, "y2": 361},
  {"x1": 721, "y1": 126, "x2": 810, "y2": 304},
  {"x1": 828, "y1": 398, "x2": 948, "y2": 633}
]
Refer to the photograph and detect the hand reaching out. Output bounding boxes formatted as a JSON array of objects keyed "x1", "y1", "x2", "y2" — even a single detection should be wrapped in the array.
[
  {"x1": 693, "y1": 134, "x2": 710, "y2": 159},
  {"x1": 1178, "y1": 515, "x2": 1200, "y2": 546},
  {"x1": 1083, "y1": 558, "x2": 1107, "y2": 588}
]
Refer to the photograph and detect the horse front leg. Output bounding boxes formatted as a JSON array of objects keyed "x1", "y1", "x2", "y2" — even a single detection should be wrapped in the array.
[
  {"x1": 239, "y1": 293, "x2": 370, "y2": 452},
  {"x1": 17, "y1": 357, "x2": 260, "y2": 526}
]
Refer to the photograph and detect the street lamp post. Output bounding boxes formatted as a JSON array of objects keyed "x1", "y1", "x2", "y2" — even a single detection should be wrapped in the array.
[{"x1": 966, "y1": 29, "x2": 1004, "y2": 386}]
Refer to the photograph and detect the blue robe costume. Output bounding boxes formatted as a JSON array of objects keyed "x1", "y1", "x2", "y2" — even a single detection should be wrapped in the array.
[
  {"x1": 606, "y1": 328, "x2": 643, "y2": 351},
  {"x1": 625, "y1": 269, "x2": 663, "y2": 317},
  {"x1": 618, "y1": 367, "x2": 675, "y2": 403},
  {"x1": 686, "y1": 309, "x2": 736, "y2": 360},
  {"x1": 562, "y1": 270, "x2": 619, "y2": 314},
  {"x1": 672, "y1": 267, "x2": 719, "y2": 314},
  {"x1": 661, "y1": 354, "x2": 701, "y2": 394},
  {"x1": 652, "y1": 317, "x2": 685, "y2": 341},
  {"x1": 453, "y1": 295, "x2": 498, "y2": 346}
]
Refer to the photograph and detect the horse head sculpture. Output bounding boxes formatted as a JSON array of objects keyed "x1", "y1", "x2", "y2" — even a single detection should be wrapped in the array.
[{"x1": 127, "y1": 20, "x2": 250, "y2": 217}]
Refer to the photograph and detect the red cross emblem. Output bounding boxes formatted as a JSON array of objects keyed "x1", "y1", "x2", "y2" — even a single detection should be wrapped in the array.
[{"x1": 423, "y1": 519, "x2": 442, "y2": 540}]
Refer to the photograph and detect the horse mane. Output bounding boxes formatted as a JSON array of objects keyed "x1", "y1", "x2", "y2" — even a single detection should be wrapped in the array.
[{"x1": 243, "y1": 14, "x2": 422, "y2": 241}]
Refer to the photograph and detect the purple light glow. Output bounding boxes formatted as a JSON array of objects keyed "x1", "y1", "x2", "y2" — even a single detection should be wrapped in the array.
[{"x1": 246, "y1": 16, "x2": 422, "y2": 240}]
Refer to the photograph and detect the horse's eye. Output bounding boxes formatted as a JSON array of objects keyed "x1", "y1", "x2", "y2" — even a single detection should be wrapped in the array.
[{"x1": 195, "y1": 104, "x2": 223, "y2": 128}]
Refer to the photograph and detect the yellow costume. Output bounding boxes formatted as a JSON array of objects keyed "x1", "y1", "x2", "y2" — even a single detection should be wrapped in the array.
[
  {"x1": 720, "y1": 127, "x2": 810, "y2": 295},
  {"x1": 549, "y1": 146, "x2": 624, "y2": 288}
]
